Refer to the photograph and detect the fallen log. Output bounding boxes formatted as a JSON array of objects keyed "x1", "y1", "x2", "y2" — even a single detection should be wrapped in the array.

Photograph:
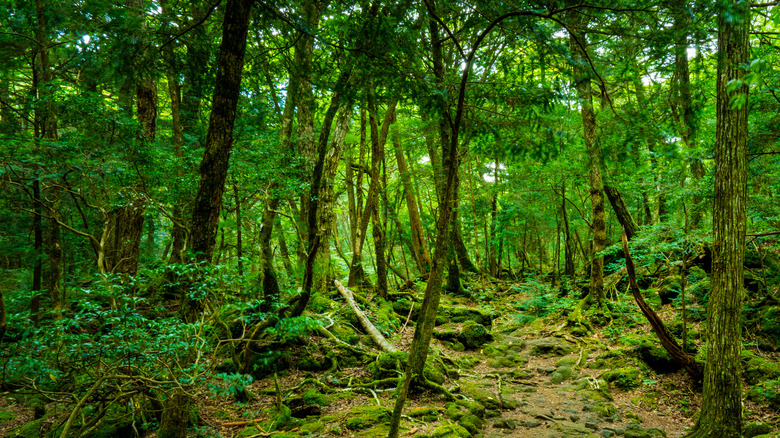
[{"x1": 334, "y1": 280, "x2": 398, "y2": 353}]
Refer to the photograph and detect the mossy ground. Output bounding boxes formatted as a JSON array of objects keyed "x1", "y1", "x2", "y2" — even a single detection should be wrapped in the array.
[{"x1": 4, "y1": 273, "x2": 780, "y2": 438}]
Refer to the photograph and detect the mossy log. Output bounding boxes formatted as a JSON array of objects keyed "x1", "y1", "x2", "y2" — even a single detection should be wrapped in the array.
[{"x1": 335, "y1": 280, "x2": 398, "y2": 352}]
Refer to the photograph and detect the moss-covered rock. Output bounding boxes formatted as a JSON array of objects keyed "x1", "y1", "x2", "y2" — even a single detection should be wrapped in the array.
[
  {"x1": 528, "y1": 337, "x2": 576, "y2": 356},
  {"x1": 369, "y1": 351, "x2": 408, "y2": 379},
  {"x1": 431, "y1": 423, "x2": 471, "y2": 438},
  {"x1": 459, "y1": 323, "x2": 493, "y2": 350},
  {"x1": 487, "y1": 353, "x2": 528, "y2": 368},
  {"x1": 458, "y1": 414, "x2": 483, "y2": 435},
  {"x1": 582, "y1": 400, "x2": 617, "y2": 419},
  {"x1": 744, "y1": 355, "x2": 780, "y2": 385},
  {"x1": 344, "y1": 406, "x2": 392, "y2": 431},
  {"x1": 459, "y1": 382, "x2": 500, "y2": 409},
  {"x1": 747, "y1": 379, "x2": 780, "y2": 410},
  {"x1": 0, "y1": 410, "x2": 15, "y2": 423},
  {"x1": 440, "y1": 306, "x2": 492, "y2": 327},
  {"x1": 600, "y1": 367, "x2": 641, "y2": 390},
  {"x1": 744, "y1": 421, "x2": 772, "y2": 438},
  {"x1": 656, "y1": 275, "x2": 680, "y2": 305},
  {"x1": 624, "y1": 423, "x2": 666, "y2": 438},
  {"x1": 758, "y1": 307, "x2": 780, "y2": 348},
  {"x1": 632, "y1": 338, "x2": 681, "y2": 374}
]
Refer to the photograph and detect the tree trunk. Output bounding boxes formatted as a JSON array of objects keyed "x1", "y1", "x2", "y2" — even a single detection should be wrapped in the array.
[
  {"x1": 102, "y1": 198, "x2": 146, "y2": 276},
  {"x1": 158, "y1": 392, "x2": 191, "y2": 438},
  {"x1": 0, "y1": 284, "x2": 6, "y2": 341},
  {"x1": 314, "y1": 105, "x2": 352, "y2": 292},
  {"x1": 392, "y1": 126, "x2": 431, "y2": 273},
  {"x1": 189, "y1": 0, "x2": 253, "y2": 263},
  {"x1": 348, "y1": 100, "x2": 396, "y2": 289},
  {"x1": 31, "y1": 180, "x2": 43, "y2": 325},
  {"x1": 672, "y1": 2, "x2": 706, "y2": 228},
  {"x1": 570, "y1": 13, "x2": 606, "y2": 307},
  {"x1": 562, "y1": 182, "x2": 575, "y2": 278},
  {"x1": 604, "y1": 184, "x2": 639, "y2": 240},
  {"x1": 687, "y1": 1, "x2": 749, "y2": 435},
  {"x1": 44, "y1": 214, "x2": 62, "y2": 319},
  {"x1": 233, "y1": 182, "x2": 243, "y2": 276}
]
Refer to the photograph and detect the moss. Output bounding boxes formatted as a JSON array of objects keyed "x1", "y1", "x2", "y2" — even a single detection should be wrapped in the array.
[
  {"x1": 744, "y1": 421, "x2": 772, "y2": 438},
  {"x1": 458, "y1": 414, "x2": 483, "y2": 435},
  {"x1": 600, "y1": 367, "x2": 641, "y2": 390},
  {"x1": 355, "y1": 424, "x2": 396, "y2": 437},
  {"x1": 744, "y1": 356, "x2": 780, "y2": 385},
  {"x1": 344, "y1": 406, "x2": 392, "y2": 431},
  {"x1": 459, "y1": 323, "x2": 493, "y2": 350},
  {"x1": 583, "y1": 400, "x2": 617, "y2": 419},
  {"x1": 368, "y1": 351, "x2": 408, "y2": 379},
  {"x1": 747, "y1": 379, "x2": 780, "y2": 410},
  {"x1": 300, "y1": 420, "x2": 325, "y2": 435},
  {"x1": 431, "y1": 423, "x2": 471, "y2": 438},
  {"x1": 528, "y1": 337, "x2": 576, "y2": 356},
  {"x1": 8, "y1": 417, "x2": 45, "y2": 438},
  {"x1": 441, "y1": 306, "x2": 492, "y2": 327},
  {"x1": 320, "y1": 414, "x2": 338, "y2": 423},
  {"x1": 630, "y1": 396, "x2": 658, "y2": 410},
  {"x1": 0, "y1": 410, "x2": 15, "y2": 423},
  {"x1": 460, "y1": 382, "x2": 500, "y2": 409}
]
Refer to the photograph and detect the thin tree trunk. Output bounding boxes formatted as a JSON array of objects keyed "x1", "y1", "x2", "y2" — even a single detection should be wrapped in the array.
[
  {"x1": 314, "y1": 105, "x2": 352, "y2": 292},
  {"x1": 392, "y1": 126, "x2": 431, "y2": 273},
  {"x1": 570, "y1": 13, "x2": 606, "y2": 307},
  {"x1": 562, "y1": 182, "x2": 575, "y2": 278},
  {"x1": 233, "y1": 182, "x2": 243, "y2": 276},
  {"x1": 604, "y1": 184, "x2": 639, "y2": 240},
  {"x1": 189, "y1": 0, "x2": 253, "y2": 263},
  {"x1": 687, "y1": 1, "x2": 749, "y2": 434},
  {"x1": 31, "y1": 180, "x2": 43, "y2": 325}
]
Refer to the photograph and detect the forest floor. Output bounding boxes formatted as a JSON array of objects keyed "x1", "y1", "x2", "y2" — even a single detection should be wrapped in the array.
[
  {"x1": 2, "y1": 277, "x2": 778, "y2": 438},
  {"x1": 193, "y1": 282, "x2": 711, "y2": 438}
]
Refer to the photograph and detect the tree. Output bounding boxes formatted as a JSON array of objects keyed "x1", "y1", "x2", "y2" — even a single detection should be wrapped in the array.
[
  {"x1": 189, "y1": 0, "x2": 253, "y2": 263},
  {"x1": 685, "y1": 0, "x2": 750, "y2": 436}
]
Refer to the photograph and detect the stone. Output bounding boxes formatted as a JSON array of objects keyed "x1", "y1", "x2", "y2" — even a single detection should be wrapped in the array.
[
  {"x1": 493, "y1": 419, "x2": 517, "y2": 429},
  {"x1": 744, "y1": 421, "x2": 772, "y2": 438},
  {"x1": 529, "y1": 337, "x2": 576, "y2": 356},
  {"x1": 520, "y1": 419, "x2": 542, "y2": 428},
  {"x1": 459, "y1": 322, "x2": 494, "y2": 350},
  {"x1": 600, "y1": 367, "x2": 641, "y2": 390}
]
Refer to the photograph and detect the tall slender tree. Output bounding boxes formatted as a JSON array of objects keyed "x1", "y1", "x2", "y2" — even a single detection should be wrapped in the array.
[{"x1": 685, "y1": 0, "x2": 749, "y2": 436}]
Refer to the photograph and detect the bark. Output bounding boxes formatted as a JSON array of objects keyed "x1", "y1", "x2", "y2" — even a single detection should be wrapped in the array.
[
  {"x1": 0, "y1": 285, "x2": 6, "y2": 341},
  {"x1": 44, "y1": 214, "x2": 62, "y2": 319},
  {"x1": 292, "y1": 69, "x2": 353, "y2": 317},
  {"x1": 166, "y1": 52, "x2": 188, "y2": 264},
  {"x1": 562, "y1": 182, "x2": 575, "y2": 278},
  {"x1": 314, "y1": 106, "x2": 352, "y2": 292},
  {"x1": 632, "y1": 72, "x2": 665, "y2": 223},
  {"x1": 570, "y1": 13, "x2": 606, "y2": 306},
  {"x1": 348, "y1": 100, "x2": 396, "y2": 289},
  {"x1": 623, "y1": 231, "x2": 701, "y2": 381},
  {"x1": 233, "y1": 183, "x2": 243, "y2": 276},
  {"x1": 389, "y1": 10, "x2": 467, "y2": 434},
  {"x1": 31, "y1": 180, "x2": 43, "y2": 325},
  {"x1": 392, "y1": 127, "x2": 431, "y2": 273},
  {"x1": 334, "y1": 280, "x2": 397, "y2": 353},
  {"x1": 158, "y1": 392, "x2": 191, "y2": 438},
  {"x1": 687, "y1": 1, "x2": 749, "y2": 435},
  {"x1": 189, "y1": 0, "x2": 253, "y2": 263},
  {"x1": 102, "y1": 198, "x2": 146, "y2": 276},
  {"x1": 672, "y1": 2, "x2": 706, "y2": 225},
  {"x1": 488, "y1": 158, "x2": 500, "y2": 276},
  {"x1": 604, "y1": 184, "x2": 639, "y2": 240},
  {"x1": 34, "y1": 0, "x2": 57, "y2": 141}
]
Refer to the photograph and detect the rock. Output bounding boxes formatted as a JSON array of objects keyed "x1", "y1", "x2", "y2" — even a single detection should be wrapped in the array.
[
  {"x1": 600, "y1": 367, "x2": 641, "y2": 390},
  {"x1": 656, "y1": 275, "x2": 680, "y2": 305},
  {"x1": 441, "y1": 306, "x2": 493, "y2": 327},
  {"x1": 529, "y1": 337, "x2": 576, "y2": 356},
  {"x1": 460, "y1": 382, "x2": 501, "y2": 409},
  {"x1": 459, "y1": 414, "x2": 484, "y2": 435},
  {"x1": 487, "y1": 354, "x2": 528, "y2": 368},
  {"x1": 602, "y1": 430, "x2": 615, "y2": 438},
  {"x1": 582, "y1": 401, "x2": 617, "y2": 419},
  {"x1": 744, "y1": 421, "x2": 772, "y2": 438},
  {"x1": 344, "y1": 406, "x2": 392, "y2": 431},
  {"x1": 744, "y1": 355, "x2": 780, "y2": 385},
  {"x1": 494, "y1": 419, "x2": 517, "y2": 429},
  {"x1": 747, "y1": 379, "x2": 780, "y2": 409},
  {"x1": 460, "y1": 322, "x2": 493, "y2": 349},
  {"x1": 432, "y1": 424, "x2": 471, "y2": 438},
  {"x1": 633, "y1": 338, "x2": 682, "y2": 374},
  {"x1": 520, "y1": 419, "x2": 542, "y2": 428},
  {"x1": 624, "y1": 423, "x2": 667, "y2": 438},
  {"x1": 585, "y1": 421, "x2": 600, "y2": 430}
]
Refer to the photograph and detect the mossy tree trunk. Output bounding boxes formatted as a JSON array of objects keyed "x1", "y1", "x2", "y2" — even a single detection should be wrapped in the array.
[
  {"x1": 686, "y1": 1, "x2": 749, "y2": 435},
  {"x1": 569, "y1": 9, "x2": 606, "y2": 308},
  {"x1": 158, "y1": 392, "x2": 191, "y2": 438}
]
